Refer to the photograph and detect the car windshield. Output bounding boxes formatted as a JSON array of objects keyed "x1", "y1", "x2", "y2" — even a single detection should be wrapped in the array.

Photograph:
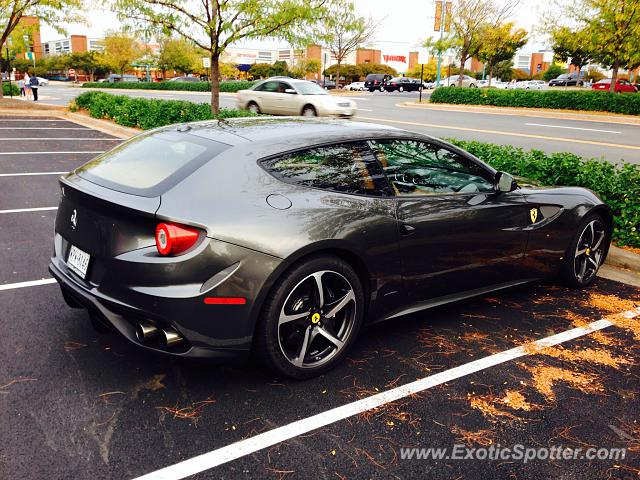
[
  {"x1": 76, "y1": 131, "x2": 230, "y2": 196},
  {"x1": 596, "y1": 79, "x2": 611, "y2": 83},
  {"x1": 294, "y1": 82, "x2": 328, "y2": 95}
]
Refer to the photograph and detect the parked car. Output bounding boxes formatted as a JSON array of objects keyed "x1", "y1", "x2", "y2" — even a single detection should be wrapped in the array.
[
  {"x1": 491, "y1": 81, "x2": 509, "y2": 89},
  {"x1": 591, "y1": 78, "x2": 638, "y2": 93},
  {"x1": 364, "y1": 73, "x2": 392, "y2": 92},
  {"x1": 422, "y1": 81, "x2": 436, "y2": 89},
  {"x1": 548, "y1": 73, "x2": 585, "y2": 87},
  {"x1": 311, "y1": 79, "x2": 337, "y2": 90},
  {"x1": 524, "y1": 80, "x2": 545, "y2": 90},
  {"x1": 35, "y1": 77, "x2": 49, "y2": 86},
  {"x1": 167, "y1": 76, "x2": 202, "y2": 82},
  {"x1": 382, "y1": 77, "x2": 423, "y2": 92},
  {"x1": 105, "y1": 74, "x2": 140, "y2": 83},
  {"x1": 439, "y1": 75, "x2": 477, "y2": 88},
  {"x1": 344, "y1": 82, "x2": 365, "y2": 91},
  {"x1": 476, "y1": 79, "x2": 489, "y2": 88},
  {"x1": 237, "y1": 78, "x2": 356, "y2": 117},
  {"x1": 49, "y1": 117, "x2": 613, "y2": 378}
]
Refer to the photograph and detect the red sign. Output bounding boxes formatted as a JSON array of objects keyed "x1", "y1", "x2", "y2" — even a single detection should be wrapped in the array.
[
  {"x1": 68, "y1": 68, "x2": 76, "y2": 75},
  {"x1": 383, "y1": 55, "x2": 407, "y2": 64}
]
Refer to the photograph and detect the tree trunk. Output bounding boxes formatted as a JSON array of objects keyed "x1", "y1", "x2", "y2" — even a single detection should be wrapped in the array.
[
  {"x1": 458, "y1": 55, "x2": 467, "y2": 86},
  {"x1": 610, "y1": 60, "x2": 619, "y2": 93},
  {"x1": 210, "y1": 52, "x2": 220, "y2": 115},
  {"x1": 0, "y1": 75, "x2": 4, "y2": 99},
  {"x1": 488, "y1": 64, "x2": 494, "y2": 87},
  {"x1": 335, "y1": 61, "x2": 341, "y2": 89}
]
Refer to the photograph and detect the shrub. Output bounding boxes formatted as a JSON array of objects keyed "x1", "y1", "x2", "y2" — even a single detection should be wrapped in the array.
[
  {"x1": 543, "y1": 64, "x2": 566, "y2": 82},
  {"x1": 446, "y1": 139, "x2": 640, "y2": 247},
  {"x1": 430, "y1": 87, "x2": 640, "y2": 115},
  {"x1": 81, "y1": 80, "x2": 256, "y2": 93},
  {"x1": 72, "y1": 91, "x2": 256, "y2": 130},
  {"x1": 2, "y1": 82, "x2": 20, "y2": 96}
]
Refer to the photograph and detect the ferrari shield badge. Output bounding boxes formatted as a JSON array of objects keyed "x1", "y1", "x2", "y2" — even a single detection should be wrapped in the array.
[{"x1": 530, "y1": 208, "x2": 538, "y2": 223}]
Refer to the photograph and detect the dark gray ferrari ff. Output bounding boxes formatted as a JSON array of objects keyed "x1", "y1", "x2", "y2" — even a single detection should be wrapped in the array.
[{"x1": 49, "y1": 118, "x2": 611, "y2": 378}]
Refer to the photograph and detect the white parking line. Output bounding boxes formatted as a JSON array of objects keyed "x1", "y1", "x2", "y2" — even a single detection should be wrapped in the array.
[
  {"x1": 133, "y1": 307, "x2": 640, "y2": 480},
  {"x1": 0, "y1": 278, "x2": 57, "y2": 291},
  {"x1": 0, "y1": 151, "x2": 103, "y2": 155},
  {"x1": 0, "y1": 127, "x2": 89, "y2": 130},
  {"x1": 0, "y1": 119, "x2": 68, "y2": 121},
  {"x1": 0, "y1": 207, "x2": 58, "y2": 214},
  {"x1": 525, "y1": 123, "x2": 621, "y2": 134},
  {"x1": 0, "y1": 172, "x2": 67, "y2": 177}
]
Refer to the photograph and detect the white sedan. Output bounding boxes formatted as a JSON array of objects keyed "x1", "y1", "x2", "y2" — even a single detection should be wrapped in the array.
[
  {"x1": 237, "y1": 78, "x2": 357, "y2": 117},
  {"x1": 344, "y1": 82, "x2": 365, "y2": 91},
  {"x1": 36, "y1": 77, "x2": 49, "y2": 86}
]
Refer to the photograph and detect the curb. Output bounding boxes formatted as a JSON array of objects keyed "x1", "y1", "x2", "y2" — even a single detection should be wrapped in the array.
[
  {"x1": 63, "y1": 112, "x2": 139, "y2": 139},
  {"x1": 396, "y1": 101, "x2": 640, "y2": 126},
  {"x1": 606, "y1": 245, "x2": 640, "y2": 271},
  {"x1": 74, "y1": 87, "x2": 237, "y2": 97}
]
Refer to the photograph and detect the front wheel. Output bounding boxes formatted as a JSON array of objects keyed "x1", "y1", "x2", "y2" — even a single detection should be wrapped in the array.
[
  {"x1": 398, "y1": 86, "x2": 404, "y2": 92},
  {"x1": 255, "y1": 256, "x2": 364, "y2": 379},
  {"x1": 560, "y1": 214, "x2": 608, "y2": 288},
  {"x1": 301, "y1": 105, "x2": 317, "y2": 117}
]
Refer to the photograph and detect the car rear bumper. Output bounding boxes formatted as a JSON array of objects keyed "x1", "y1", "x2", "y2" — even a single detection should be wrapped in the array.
[{"x1": 49, "y1": 259, "x2": 250, "y2": 361}]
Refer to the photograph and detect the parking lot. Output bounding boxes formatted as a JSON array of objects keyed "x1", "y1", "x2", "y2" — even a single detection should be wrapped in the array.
[{"x1": 1, "y1": 114, "x2": 639, "y2": 479}]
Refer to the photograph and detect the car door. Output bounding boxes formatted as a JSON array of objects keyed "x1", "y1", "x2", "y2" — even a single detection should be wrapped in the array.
[
  {"x1": 278, "y1": 81, "x2": 302, "y2": 115},
  {"x1": 369, "y1": 138, "x2": 531, "y2": 302},
  {"x1": 252, "y1": 80, "x2": 281, "y2": 114}
]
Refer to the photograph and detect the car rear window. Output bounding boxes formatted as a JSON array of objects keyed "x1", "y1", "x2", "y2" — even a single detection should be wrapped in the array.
[{"x1": 76, "y1": 131, "x2": 230, "y2": 197}]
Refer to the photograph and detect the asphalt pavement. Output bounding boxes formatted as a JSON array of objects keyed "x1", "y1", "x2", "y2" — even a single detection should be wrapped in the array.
[
  {"x1": 32, "y1": 82, "x2": 640, "y2": 164},
  {"x1": 1, "y1": 114, "x2": 640, "y2": 479}
]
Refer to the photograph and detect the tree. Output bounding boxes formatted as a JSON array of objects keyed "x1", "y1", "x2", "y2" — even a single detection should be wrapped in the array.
[
  {"x1": 549, "y1": 26, "x2": 593, "y2": 74},
  {"x1": 476, "y1": 22, "x2": 527, "y2": 86},
  {"x1": 555, "y1": 0, "x2": 640, "y2": 92},
  {"x1": 102, "y1": 32, "x2": 143, "y2": 77},
  {"x1": 406, "y1": 59, "x2": 438, "y2": 81},
  {"x1": 289, "y1": 58, "x2": 321, "y2": 79},
  {"x1": 157, "y1": 37, "x2": 199, "y2": 76},
  {"x1": 249, "y1": 63, "x2": 272, "y2": 79},
  {"x1": 0, "y1": 0, "x2": 83, "y2": 97},
  {"x1": 319, "y1": 1, "x2": 376, "y2": 88},
  {"x1": 322, "y1": 63, "x2": 362, "y2": 81},
  {"x1": 113, "y1": 0, "x2": 330, "y2": 114},
  {"x1": 218, "y1": 62, "x2": 238, "y2": 79},
  {"x1": 268, "y1": 60, "x2": 289, "y2": 77},
  {"x1": 542, "y1": 63, "x2": 566, "y2": 82},
  {"x1": 359, "y1": 62, "x2": 397, "y2": 77},
  {"x1": 66, "y1": 51, "x2": 106, "y2": 81},
  {"x1": 449, "y1": 0, "x2": 516, "y2": 86},
  {"x1": 494, "y1": 59, "x2": 514, "y2": 81}
]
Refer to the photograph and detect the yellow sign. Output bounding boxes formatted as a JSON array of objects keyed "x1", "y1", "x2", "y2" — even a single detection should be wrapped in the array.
[
  {"x1": 530, "y1": 208, "x2": 538, "y2": 223},
  {"x1": 311, "y1": 313, "x2": 321, "y2": 324}
]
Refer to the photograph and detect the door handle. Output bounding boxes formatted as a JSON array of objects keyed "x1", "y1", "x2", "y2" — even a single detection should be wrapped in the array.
[{"x1": 400, "y1": 223, "x2": 416, "y2": 235}]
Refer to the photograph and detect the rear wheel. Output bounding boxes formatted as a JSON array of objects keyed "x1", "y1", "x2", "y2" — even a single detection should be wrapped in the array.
[
  {"x1": 255, "y1": 256, "x2": 364, "y2": 379},
  {"x1": 247, "y1": 101, "x2": 260, "y2": 114},
  {"x1": 398, "y1": 86, "x2": 404, "y2": 92},
  {"x1": 380, "y1": 86, "x2": 385, "y2": 92},
  {"x1": 302, "y1": 105, "x2": 317, "y2": 117},
  {"x1": 560, "y1": 214, "x2": 607, "y2": 288}
]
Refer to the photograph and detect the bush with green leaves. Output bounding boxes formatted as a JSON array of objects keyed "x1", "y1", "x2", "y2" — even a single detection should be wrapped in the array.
[
  {"x1": 72, "y1": 91, "x2": 255, "y2": 130},
  {"x1": 81, "y1": 80, "x2": 256, "y2": 93},
  {"x1": 430, "y1": 87, "x2": 640, "y2": 115},
  {"x1": 446, "y1": 139, "x2": 640, "y2": 247},
  {"x1": 2, "y1": 82, "x2": 20, "y2": 96}
]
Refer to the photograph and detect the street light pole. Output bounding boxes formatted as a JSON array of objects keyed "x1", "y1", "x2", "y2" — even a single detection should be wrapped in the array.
[{"x1": 435, "y1": 1, "x2": 447, "y2": 87}]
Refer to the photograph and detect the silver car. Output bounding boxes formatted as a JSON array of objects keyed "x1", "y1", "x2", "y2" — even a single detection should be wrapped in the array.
[
  {"x1": 237, "y1": 78, "x2": 357, "y2": 117},
  {"x1": 438, "y1": 75, "x2": 477, "y2": 88}
]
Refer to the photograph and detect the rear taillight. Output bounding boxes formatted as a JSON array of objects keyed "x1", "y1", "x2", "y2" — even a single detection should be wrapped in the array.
[{"x1": 155, "y1": 222, "x2": 199, "y2": 256}]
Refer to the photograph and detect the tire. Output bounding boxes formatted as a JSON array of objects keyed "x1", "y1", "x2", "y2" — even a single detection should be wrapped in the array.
[
  {"x1": 560, "y1": 213, "x2": 608, "y2": 288},
  {"x1": 247, "y1": 101, "x2": 260, "y2": 114},
  {"x1": 301, "y1": 105, "x2": 317, "y2": 117},
  {"x1": 398, "y1": 86, "x2": 404, "y2": 92},
  {"x1": 470, "y1": 83, "x2": 477, "y2": 88},
  {"x1": 368, "y1": 88, "x2": 375, "y2": 92},
  {"x1": 380, "y1": 86, "x2": 385, "y2": 92},
  {"x1": 254, "y1": 256, "x2": 365, "y2": 379}
]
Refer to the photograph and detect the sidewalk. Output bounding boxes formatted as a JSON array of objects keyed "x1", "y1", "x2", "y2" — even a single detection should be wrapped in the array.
[{"x1": 398, "y1": 101, "x2": 640, "y2": 126}]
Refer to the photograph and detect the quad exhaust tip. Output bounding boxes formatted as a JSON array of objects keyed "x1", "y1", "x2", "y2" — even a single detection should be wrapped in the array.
[
  {"x1": 136, "y1": 322, "x2": 159, "y2": 342},
  {"x1": 159, "y1": 328, "x2": 183, "y2": 347}
]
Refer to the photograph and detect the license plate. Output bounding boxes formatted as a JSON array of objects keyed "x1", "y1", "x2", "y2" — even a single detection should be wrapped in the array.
[{"x1": 67, "y1": 245, "x2": 91, "y2": 279}]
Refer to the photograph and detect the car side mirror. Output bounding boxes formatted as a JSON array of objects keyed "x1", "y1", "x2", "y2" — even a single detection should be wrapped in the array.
[
  {"x1": 495, "y1": 171, "x2": 516, "y2": 192},
  {"x1": 284, "y1": 88, "x2": 297, "y2": 94}
]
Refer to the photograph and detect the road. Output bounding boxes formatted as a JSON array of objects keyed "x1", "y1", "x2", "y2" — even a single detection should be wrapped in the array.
[
  {"x1": 0, "y1": 114, "x2": 639, "y2": 479},
  {"x1": 32, "y1": 82, "x2": 640, "y2": 164}
]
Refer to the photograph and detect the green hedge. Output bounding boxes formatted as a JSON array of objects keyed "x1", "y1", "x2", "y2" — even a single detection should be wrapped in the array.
[
  {"x1": 430, "y1": 88, "x2": 640, "y2": 115},
  {"x1": 447, "y1": 139, "x2": 639, "y2": 247},
  {"x1": 2, "y1": 82, "x2": 20, "y2": 96},
  {"x1": 81, "y1": 80, "x2": 256, "y2": 93},
  {"x1": 72, "y1": 91, "x2": 255, "y2": 130}
]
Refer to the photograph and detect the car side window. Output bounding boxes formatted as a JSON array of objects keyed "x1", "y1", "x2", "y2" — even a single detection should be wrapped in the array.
[
  {"x1": 255, "y1": 81, "x2": 280, "y2": 92},
  {"x1": 263, "y1": 142, "x2": 389, "y2": 196},
  {"x1": 369, "y1": 139, "x2": 494, "y2": 196}
]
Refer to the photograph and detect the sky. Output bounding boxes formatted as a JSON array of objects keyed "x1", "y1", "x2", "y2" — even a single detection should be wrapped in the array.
[{"x1": 40, "y1": 0, "x2": 551, "y2": 53}]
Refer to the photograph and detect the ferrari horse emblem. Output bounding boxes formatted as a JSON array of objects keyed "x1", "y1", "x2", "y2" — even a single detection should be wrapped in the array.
[{"x1": 530, "y1": 208, "x2": 538, "y2": 223}]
